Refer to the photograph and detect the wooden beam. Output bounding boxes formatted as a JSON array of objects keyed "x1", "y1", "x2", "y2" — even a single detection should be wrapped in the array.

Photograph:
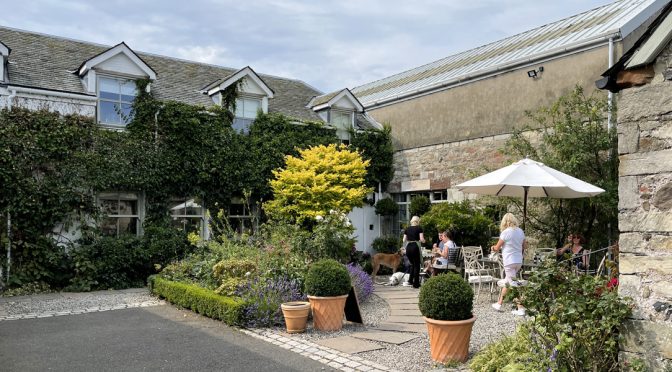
[{"x1": 615, "y1": 65, "x2": 655, "y2": 89}]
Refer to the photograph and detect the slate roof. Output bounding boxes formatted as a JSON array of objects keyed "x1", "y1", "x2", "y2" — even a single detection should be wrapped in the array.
[
  {"x1": 352, "y1": 0, "x2": 667, "y2": 107},
  {"x1": 309, "y1": 89, "x2": 342, "y2": 107},
  {"x1": 0, "y1": 26, "x2": 323, "y2": 122}
]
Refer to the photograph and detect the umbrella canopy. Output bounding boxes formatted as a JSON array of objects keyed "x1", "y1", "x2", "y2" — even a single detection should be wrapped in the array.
[{"x1": 455, "y1": 158, "x2": 605, "y2": 229}]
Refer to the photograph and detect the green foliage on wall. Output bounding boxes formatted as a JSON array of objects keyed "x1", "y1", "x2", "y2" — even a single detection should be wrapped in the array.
[
  {"x1": 0, "y1": 80, "x2": 394, "y2": 289},
  {"x1": 503, "y1": 85, "x2": 618, "y2": 249},
  {"x1": 350, "y1": 124, "x2": 394, "y2": 190}
]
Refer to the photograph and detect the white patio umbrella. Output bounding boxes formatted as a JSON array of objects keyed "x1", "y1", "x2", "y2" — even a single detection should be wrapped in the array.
[{"x1": 455, "y1": 158, "x2": 605, "y2": 230}]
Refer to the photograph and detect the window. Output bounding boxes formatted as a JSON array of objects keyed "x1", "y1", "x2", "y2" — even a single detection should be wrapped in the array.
[
  {"x1": 98, "y1": 76, "x2": 137, "y2": 126},
  {"x1": 228, "y1": 199, "x2": 256, "y2": 235},
  {"x1": 233, "y1": 97, "x2": 261, "y2": 133},
  {"x1": 98, "y1": 192, "x2": 140, "y2": 236},
  {"x1": 330, "y1": 110, "x2": 353, "y2": 144},
  {"x1": 170, "y1": 197, "x2": 205, "y2": 236}
]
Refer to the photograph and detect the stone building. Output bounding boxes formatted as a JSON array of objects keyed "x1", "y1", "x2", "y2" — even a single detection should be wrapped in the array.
[
  {"x1": 598, "y1": 3, "x2": 672, "y2": 369},
  {"x1": 0, "y1": 27, "x2": 382, "y2": 250},
  {"x1": 348, "y1": 0, "x2": 668, "y2": 229}
]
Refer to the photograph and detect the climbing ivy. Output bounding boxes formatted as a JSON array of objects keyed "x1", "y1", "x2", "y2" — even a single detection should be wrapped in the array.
[{"x1": 0, "y1": 81, "x2": 394, "y2": 289}]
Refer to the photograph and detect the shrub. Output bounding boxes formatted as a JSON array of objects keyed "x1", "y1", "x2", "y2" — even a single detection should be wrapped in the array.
[
  {"x1": 421, "y1": 201, "x2": 494, "y2": 250},
  {"x1": 346, "y1": 263, "x2": 374, "y2": 303},
  {"x1": 515, "y1": 260, "x2": 632, "y2": 371},
  {"x1": 235, "y1": 275, "x2": 305, "y2": 328},
  {"x1": 150, "y1": 276, "x2": 245, "y2": 326},
  {"x1": 372, "y1": 235, "x2": 402, "y2": 254},
  {"x1": 470, "y1": 324, "x2": 540, "y2": 372},
  {"x1": 419, "y1": 273, "x2": 473, "y2": 321},
  {"x1": 374, "y1": 197, "x2": 398, "y2": 216},
  {"x1": 409, "y1": 195, "x2": 431, "y2": 217},
  {"x1": 304, "y1": 259, "x2": 351, "y2": 297}
]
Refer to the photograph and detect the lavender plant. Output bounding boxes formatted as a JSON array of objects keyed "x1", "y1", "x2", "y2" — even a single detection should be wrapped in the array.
[
  {"x1": 346, "y1": 263, "x2": 374, "y2": 303},
  {"x1": 235, "y1": 275, "x2": 306, "y2": 328}
]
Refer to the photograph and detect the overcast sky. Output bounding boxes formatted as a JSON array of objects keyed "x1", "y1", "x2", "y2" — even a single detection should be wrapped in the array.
[{"x1": 1, "y1": 0, "x2": 613, "y2": 92}]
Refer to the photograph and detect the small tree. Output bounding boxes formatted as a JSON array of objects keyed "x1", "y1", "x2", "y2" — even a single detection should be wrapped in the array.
[
  {"x1": 409, "y1": 195, "x2": 431, "y2": 217},
  {"x1": 504, "y1": 85, "x2": 618, "y2": 249},
  {"x1": 421, "y1": 201, "x2": 494, "y2": 249},
  {"x1": 264, "y1": 144, "x2": 372, "y2": 224}
]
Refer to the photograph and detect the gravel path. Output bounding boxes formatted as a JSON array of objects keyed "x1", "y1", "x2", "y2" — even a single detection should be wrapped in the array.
[
  {"x1": 265, "y1": 280, "x2": 524, "y2": 372},
  {"x1": 0, "y1": 288, "x2": 163, "y2": 319}
]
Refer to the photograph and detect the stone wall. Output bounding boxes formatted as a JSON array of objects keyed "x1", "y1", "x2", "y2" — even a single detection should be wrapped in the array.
[
  {"x1": 388, "y1": 131, "x2": 541, "y2": 197},
  {"x1": 617, "y1": 42, "x2": 672, "y2": 370}
]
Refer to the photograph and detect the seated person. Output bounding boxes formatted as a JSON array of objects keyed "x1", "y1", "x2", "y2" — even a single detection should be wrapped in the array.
[
  {"x1": 430, "y1": 230, "x2": 458, "y2": 276},
  {"x1": 422, "y1": 232, "x2": 444, "y2": 275},
  {"x1": 556, "y1": 233, "x2": 589, "y2": 270}
]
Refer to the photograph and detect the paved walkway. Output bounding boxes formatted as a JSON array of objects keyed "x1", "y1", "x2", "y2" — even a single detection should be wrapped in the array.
[{"x1": 0, "y1": 284, "x2": 431, "y2": 372}]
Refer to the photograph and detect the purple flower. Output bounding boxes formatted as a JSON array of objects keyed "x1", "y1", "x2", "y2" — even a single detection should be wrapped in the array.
[
  {"x1": 235, "y1": 275, "x2": 306, "y2": 328},
  {"x1": 347, "y1": 263, "x2": 374, "y2": 302}
]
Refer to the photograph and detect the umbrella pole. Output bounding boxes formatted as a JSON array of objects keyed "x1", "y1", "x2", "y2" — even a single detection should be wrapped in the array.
[{"x1": 523, "y1": 186, "x2": 529, "y2": 231}]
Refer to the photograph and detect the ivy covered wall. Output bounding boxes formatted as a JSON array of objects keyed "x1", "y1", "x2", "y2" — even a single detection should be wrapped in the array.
[{"x1": 0, "y1": 82, "x2": 393, "y2": 288}]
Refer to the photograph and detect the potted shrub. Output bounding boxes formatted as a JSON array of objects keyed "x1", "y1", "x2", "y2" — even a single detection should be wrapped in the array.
[
  {"x1": 280, "y1": 301, "x2": 311, "y2": 334},
  {"x1": 304, "y1": 259, "x2": 352, "y2": 331},
  {"x1": 419, "y1": 273, "x2": 476, "y2": 363}
]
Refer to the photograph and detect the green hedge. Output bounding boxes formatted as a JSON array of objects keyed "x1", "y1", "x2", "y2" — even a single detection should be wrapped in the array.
[{"x1": 150, "y1": 276, "x2": 245, "y2": 326}]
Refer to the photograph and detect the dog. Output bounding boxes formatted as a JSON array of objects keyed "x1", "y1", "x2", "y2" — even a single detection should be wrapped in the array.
[
  {"x1": 371, "y1": 251, "x2": 403, "y2": 279},
  {"x1": 389, "y1": 272, "x2": 410, "y2": 286}
]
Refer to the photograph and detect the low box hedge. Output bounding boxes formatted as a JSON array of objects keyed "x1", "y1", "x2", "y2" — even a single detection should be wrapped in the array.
[{"x1": 149, "y1": 276, "x2": 245, "y2": 326}]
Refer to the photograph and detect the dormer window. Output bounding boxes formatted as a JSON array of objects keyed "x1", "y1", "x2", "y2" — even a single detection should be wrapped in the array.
[
  {"x1": 233, "y1": 95, "x2": 262, "y2": 133},
  {"x1": 98, "y1": 76, "x2": 137, "y2": 127},
  {"x1": 330, "y1": 110, "x2": 353, "y2": 144}
]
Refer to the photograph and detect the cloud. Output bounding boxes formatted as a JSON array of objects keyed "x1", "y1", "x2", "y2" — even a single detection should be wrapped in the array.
[{"x1": 0, "y1": 0, "x2": 613, "y2": 91}]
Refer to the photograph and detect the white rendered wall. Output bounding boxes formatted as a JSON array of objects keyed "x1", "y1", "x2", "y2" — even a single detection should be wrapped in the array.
[
  {"x1": 333, "y1": 96, "x2": 357, "y2": 110},
  {"x1": 96, "y1": 53, "x2": 147, "y2": 77},
  {"x1": 349, "y1": 204, "x2": 380, "y2": 255}
]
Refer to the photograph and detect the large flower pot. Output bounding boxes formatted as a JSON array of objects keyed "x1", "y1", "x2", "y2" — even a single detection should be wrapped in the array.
[
  {"x1": 307, "y1": 294, "x2": 348, "y2": 331},
  {"x1": 281, "y1": 301, "x2": 311, "y2": 334},
  {"x1": 424, "y1": 315, "x2": 476, "y2": 363}
]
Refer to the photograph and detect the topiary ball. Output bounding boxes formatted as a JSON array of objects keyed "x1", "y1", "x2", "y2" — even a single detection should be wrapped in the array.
[
  {"x1": 419, "y1": 273, "x2": 474, "y2": 321},
  {"x1": 304, "y1": 259, "x2": 352, "y2": 297}
]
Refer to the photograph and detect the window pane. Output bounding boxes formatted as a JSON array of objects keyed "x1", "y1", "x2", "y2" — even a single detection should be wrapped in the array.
[
  {"x1": 171, "y1": 217, "x2": 203, "y2": 235},
  {"x1": 117, "y1": 217, "x2": 137, "y2": 236},
  {"x1": 100, "y1": 199, "x2": 118, "y2": 215},
  {"x1": 331, "y1": 111, "x2": 351, "y2": 130},
  {"x1": 243, "y1": 99, "x2": 260, "y2": 118},
  {"x1": 99, "y1": 77, "x2": 119, "y2": 95},
  {"x1": 234, "y1": 98, "x2": 244, "y2": 117},
  {"x1": 120, "y1": 80, "x2": 137, "y2": 102},
  {"x1": 100, "y1": 217, "x2": 118, "y2": 236},
  {"x1": 100, "y1": 101, "x2": 121, "y2": 124},
  {"x1": 232, "y1": 117, "x2": 253, "y2": 134},
  {"x1": 120, "y1": 103, "x2": 133, "y2": 123},
  {"x1": 118, "y1": 199, "x2": 137, "y2": 216},
  {"x1": 169, "y1": 199, "x2": 186, "y2": 216}
]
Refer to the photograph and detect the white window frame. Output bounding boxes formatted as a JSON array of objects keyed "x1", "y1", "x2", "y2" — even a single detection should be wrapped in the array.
[
  {"x1": 97, "y1": 192, "x2": 144, "y2": 237},
  {"x1": 232, "y1": 94, "x2": 262, "y2": 133},
  {"x1": 170, "y1": 197, "x2": 207, "y2": 238},
  {"x1": 97, "y1": 74, "x2": 137, "y2": 128},
  {"x1": 330, "y1": 109, "x2": 354, "y2": 144}
]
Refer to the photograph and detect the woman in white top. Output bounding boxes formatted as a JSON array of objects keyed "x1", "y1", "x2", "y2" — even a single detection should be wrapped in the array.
[
  {"x1": 435, "y1": 230, "x2": 457, "y2": 266},
  {"x1": 490, "y1": 213, "x2": 527, "y2": 316}
]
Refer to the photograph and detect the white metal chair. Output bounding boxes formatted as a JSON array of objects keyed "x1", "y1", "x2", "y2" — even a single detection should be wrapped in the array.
[
  {"x1": 462, "y1": 248, "x2": 495, "y2": 301},
  {"x1": 461, "y1": 246, "x2": 483, "y2": 279}
]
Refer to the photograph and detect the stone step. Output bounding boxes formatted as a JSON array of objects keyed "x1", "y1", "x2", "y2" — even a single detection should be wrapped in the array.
[
  {"x1": 385, "y1": 315, "x2": 425, "y2": 324},
  {"x1": 351, "y1": 330, "x2": 420, "y2": 345},
  {"x1": 314, "y1": 335, "x2": 385, "y2": 354},
  {"x1": 374, "y1": 322, "x2": 427, "y2": 333}
]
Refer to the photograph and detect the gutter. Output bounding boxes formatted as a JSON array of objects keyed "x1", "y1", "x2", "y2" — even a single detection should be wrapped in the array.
[
  {"x1": 7, "y1": 85, "x2": 97, "y2": 102},
  {"x1": 363, "y1": 33, "x2": 622, "y2": 109}
]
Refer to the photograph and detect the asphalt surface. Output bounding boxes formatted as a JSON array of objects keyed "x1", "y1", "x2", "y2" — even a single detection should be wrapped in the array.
[{"x1": 0, "y1": 304, "x2": 334, "y2": 372}]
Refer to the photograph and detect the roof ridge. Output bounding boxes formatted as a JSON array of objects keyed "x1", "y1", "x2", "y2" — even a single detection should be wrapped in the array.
[
  {"x1": 352, "y1": 0, "x2": 625, "y2": 92},
  {"x1": 0, "y1": 24, "x2": 318, "y2": 88}
]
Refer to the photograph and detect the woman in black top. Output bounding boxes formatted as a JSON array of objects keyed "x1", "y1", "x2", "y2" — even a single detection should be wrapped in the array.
[{"x1": 403, "y1": 216, "x2": 426, "y2": 288}]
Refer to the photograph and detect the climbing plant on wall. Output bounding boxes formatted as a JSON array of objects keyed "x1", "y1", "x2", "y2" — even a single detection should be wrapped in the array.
[{"x1": 0, "y1": 81, "x2": 394, "y2": 289}]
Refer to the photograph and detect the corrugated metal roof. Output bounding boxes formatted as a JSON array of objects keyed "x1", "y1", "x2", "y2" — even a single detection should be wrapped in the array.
[{"x1": 352, "y1": 0, "x2": 667, "y2": 107}]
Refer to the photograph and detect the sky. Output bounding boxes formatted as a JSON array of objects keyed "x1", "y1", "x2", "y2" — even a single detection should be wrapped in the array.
[{"x1": 1, "y1": 0, "x2": 614, "y2": 93}]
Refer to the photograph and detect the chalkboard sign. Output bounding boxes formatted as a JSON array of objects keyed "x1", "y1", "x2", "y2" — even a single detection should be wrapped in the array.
[{"x1": 344, "y1": 286, "x2": 363, "y2": 324}]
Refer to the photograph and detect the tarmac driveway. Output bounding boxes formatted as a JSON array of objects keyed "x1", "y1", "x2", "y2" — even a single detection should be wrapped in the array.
[{"x1": 0, "y1": 304, "x2": 332, "y2": 372}]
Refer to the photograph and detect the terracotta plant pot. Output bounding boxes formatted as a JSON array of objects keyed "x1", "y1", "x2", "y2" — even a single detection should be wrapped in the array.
[
  {"x1": 307, "y1": 294, "x2": 348, "y2": 331},
  {"x1": 424, "y1": 315, "x2": 477, "y2": 363},
  {"x1": 281, "y1": 301, "x2": 311, "y2": 334}
]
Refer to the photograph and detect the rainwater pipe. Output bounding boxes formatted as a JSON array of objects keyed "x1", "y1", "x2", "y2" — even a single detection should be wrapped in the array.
[
  {"x1": 5, "y1": 89, "x2": 16, "y2": 285},
  {"x1": 607, "y1": 37, "x2": 614, "y2": 131}
]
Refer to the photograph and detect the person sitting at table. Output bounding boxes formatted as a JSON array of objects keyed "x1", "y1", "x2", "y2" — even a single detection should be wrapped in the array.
[
  {"x1": 422, "y1": 231, "x2": 444, "y2": 276},
  {"x1": 556, "y1": 233, "x2": 589, "y2": 270},
  {"x1": 491, "y1": 213, "x2": 527, "y2": 316},
  {"x1": 432, "y1": 230, "x2": 458, "y2": 275}
]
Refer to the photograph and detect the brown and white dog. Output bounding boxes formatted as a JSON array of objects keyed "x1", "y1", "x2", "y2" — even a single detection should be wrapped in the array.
[{"x1": 371, "y1": 251, "x2": 403, "y2": 278}]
